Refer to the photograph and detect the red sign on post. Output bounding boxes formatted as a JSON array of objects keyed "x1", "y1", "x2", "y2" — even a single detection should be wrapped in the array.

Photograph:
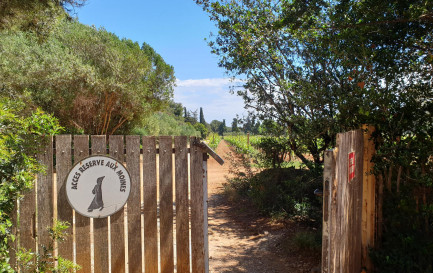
[{"x1": 348, "y1": 151, "x2": 355, "y2": 182}]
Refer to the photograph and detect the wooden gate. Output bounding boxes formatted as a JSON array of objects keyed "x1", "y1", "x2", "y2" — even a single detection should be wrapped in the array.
[
  {"x1": 9, "y1": 135, "x2": 223, "y2": 273},
  {"x1": 321, "y1": 128, "x2": 376, "y2": 273}
]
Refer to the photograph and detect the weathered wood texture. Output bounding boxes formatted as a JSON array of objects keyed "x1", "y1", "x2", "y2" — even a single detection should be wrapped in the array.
[
  {"x1": 109, "y1": 135, "x2": 126, "y2": 273},
  {"x1": 159, "y1": 136, "x2": 174, "y2": 272},
  {"x1": 56, "y1": 135, "x2": 73, "y2": 261},
  {"x1": 8, "y1": 200, "x2": 17, "y2": 271},
  {"x1": 142, "y1": 136, "x2": 158, "y2": 273},
  {"x1": 321, "y1": 150, "x2": 334, "y2": 273},
  {"x1": 19, "y1": 178, "x2": 36, "y2": 253},
  {"x1": 190, "y1": 137, "x2": 206, "y2": 273},
  {"x1": 324, "y1": 129, "x2": 364, "y2": 273},
  {"x1": 361, "y1": 125, "x2": 376, "y2": 272},
  {"x1": 175, "y1": 136, "x2": 190, "y2": 273},
  {"x1": 37, "y1": 137, "x2": 53, "y2": 250},
  {"x1": 91, "y1": 135, "x2": 109, "y2": 273},
  {"x1": 125, "y1": 135, "x2": 142, "y2": 273},
  {"x1": 14, "y1": 135, "x2": 216, "y2": 273},
  {"x1": 74, "y1": 135, "x2": 91, "y2": 272}
]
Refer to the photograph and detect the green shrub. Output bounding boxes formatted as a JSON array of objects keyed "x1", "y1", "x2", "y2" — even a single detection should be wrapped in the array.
[
  {"x1": 292, "y1": 231, "x2": 322, "y2": 252},
  {"x1": 133, "y1": 112, "x2": 199, "y2": 136},
  {"x1": 370, "y1": 191, "x2": 433, "y2": 273},
  {"x1": 0, "y1": 98, "x2": 63, "y2": 271},
  {"x1": 205, "y1": 133, "x2": 221, "y2": 150},
  {"x1": 254, "y1": 136, "x2": 292, "y2": 168},
  {"x1": 225, "y1": 166, "x2": 322, "y2": 222}
]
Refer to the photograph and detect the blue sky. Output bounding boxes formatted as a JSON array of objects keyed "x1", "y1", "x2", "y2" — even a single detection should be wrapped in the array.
[{"x1": 75, "y1": 0, "x2": 246, "y2": 123}]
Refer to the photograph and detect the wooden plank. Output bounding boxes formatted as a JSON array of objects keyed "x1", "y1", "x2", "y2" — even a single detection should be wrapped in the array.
[
  {"x1": 56, "y1": 135, "x2": 73, "y2": 261},
  {"x1": 91, "y1": 135, "x2": 109, "y2": 273},
  {"x1": 159, "y1": 136, "x2": 174, "y2": 273},
  {"x1": 126, "y1": 136, "x2": 142, "y2": 273},
  {"x1": 196, "y1": 141, "x2": 224, "y2": 166},
  {"x1": 203, "y1": 154, "x2": 209, "y2": 273},
  {"x1": 8, "y1": 200, "x2": 18, "y2": 270},
  {"x1": 109, "y1": 135, "x2": 126, "y2": 273},
  {"x1": 175, "y1": 136, "x2": 190, "y2": 273},
  {"x1": 361, "y1": 125, "x2": 375, "y2": 272},
  {"x1": 321, "y1": 150, "x2": 333, "y2": 273},
  {"x1": 74, "y1": 135, "x2": 92, "y2": 272},
  {"x1": 328, "y1": 148, "x2": 337, "y2": 273},
  {"x1": 37, "y1": 137, "x2": 53, "y2": 250},
  {"x1": 142, "y1": 137, "x2": 158, "y2": 273},
  {"x1": 190, "y1": 137, "x2": 205, "y2": 273},
  {"x1": 20, "y1": 183, "x2": 36, "y2": 253}
]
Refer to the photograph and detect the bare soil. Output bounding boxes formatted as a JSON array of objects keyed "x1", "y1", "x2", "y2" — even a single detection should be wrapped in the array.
[{"x1": 207, "y1": 140, "x2": 321, "y2": 273}]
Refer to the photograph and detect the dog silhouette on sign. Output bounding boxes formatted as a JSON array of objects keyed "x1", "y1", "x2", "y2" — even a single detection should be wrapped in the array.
[{"x1": 88, "y1": 176, "x2": 104, "y2": 212}]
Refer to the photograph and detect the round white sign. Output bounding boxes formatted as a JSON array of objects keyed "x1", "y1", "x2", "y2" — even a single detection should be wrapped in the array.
[{"x1": 66, "y1": 155, "x2": 131, "y2": 218}]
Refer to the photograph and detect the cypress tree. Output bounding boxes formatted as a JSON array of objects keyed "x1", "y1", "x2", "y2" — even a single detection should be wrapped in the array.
[{"x1": 199, "y1": 107, "x2": 206, "y2": 125}]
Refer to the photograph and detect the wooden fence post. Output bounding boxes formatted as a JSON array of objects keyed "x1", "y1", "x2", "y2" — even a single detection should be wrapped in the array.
[{"x1": 322, "y1": 150, "x2": 335, "y2": 273}]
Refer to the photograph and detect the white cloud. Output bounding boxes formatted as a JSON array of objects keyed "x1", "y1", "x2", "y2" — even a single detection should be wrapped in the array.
[
  {"x1": 176, "y1": 78, "x2": 243, "y2": 88},
  {"x1": 173, "y1": 78, "x2": 246, "y2": 122}
]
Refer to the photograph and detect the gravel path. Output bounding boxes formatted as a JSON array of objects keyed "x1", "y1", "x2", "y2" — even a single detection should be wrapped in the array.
[{"x1": 206, "y1": 140, "x2": 320, "y2": 273}]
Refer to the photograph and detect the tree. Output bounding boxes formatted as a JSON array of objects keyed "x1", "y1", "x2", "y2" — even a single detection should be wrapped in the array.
[
  {"x1": 218, "y1": 119, "x2": 227, "y2": 136},
  {"x1": 194, "y1": 122, "x2": 208, "y2": 138},
  {"x1": 199, "y1": 107, "x2": 206, "y2": 125},
  {"x1": 210, "y1": 119, "x2": 222, "y2": 133},
  {"x1": 197, "y1": 0, "x2": 433, "y2": 270},
  {"x1": 231, "y1": 117, "x2": 239, "y2": 133},
  {"x1": 0, "y1": 19, "x2": 175, "y2": 134},
  {"x1": 169, "y1": 101, "x2": 183, "y2": 118},
  {"x1": 196, "y1": 0, "x2": 337, "y2": 167}
]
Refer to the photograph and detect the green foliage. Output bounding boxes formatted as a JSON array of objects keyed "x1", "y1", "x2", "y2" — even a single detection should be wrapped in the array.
[
  {"x1": 205, "y1": 133, "x2": 222, "y2": 150},
  {"x1": 0, "y1": 98, "x2": 63, "y2": 272},
  {"x1": 224, "y1": 134, "x2": 260, "y2": 155},
  {"x1": 133, "y1": 112, "x2": 199, "y2": 137},
  {"x1": 199, "y1": 107, "x2": 206, "y2": 125},
  {"x1": 0, "y1": 18, "x2": 175, "y2": 135},
  {"x1": 254, "y1": 136, "x2": 292, "y2": 169},
  {"x1": 198, "y1": 0, "x2": 433, "y2": 269},
  {"x1": 193, "y1": 122, "x2": 208, "y2": 139},
  {"x1": 16, "y1": 221, "x2": 81, "y2": 272},
  {"x1": 0, "y1": 0, "x2": 85, "y2": 37},
  {"x1": 370, "y1": 192, "x2": 433, "y2": 273},
  {"x1": 292, "y1": 231, "x2": 322, "y2": 252},
  {"x1": 209, "y1": 120, "x2": 222, "y2": 133},
  {"x1": 217, "y1": 119, "x2": 227, "y2": 136},
  {"x1": 225, "y1": 165, "x2": 322, "y2": 222}
]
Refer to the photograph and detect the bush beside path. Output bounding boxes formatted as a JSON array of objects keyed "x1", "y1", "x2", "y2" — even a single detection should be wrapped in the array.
[{"x1": 207, "y1": 140, "x2": 320, "y2": 273}]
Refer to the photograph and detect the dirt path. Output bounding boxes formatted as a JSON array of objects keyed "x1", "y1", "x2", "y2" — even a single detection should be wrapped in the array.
[{"x1": 207, "y1": 140, "x2": 320, "y2": 273}]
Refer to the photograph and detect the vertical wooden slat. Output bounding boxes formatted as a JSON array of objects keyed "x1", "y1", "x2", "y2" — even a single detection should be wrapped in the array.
[
  {"x1": 159, "y1": 136, "x2": 174, "y2": 272},
  {"x1": 202, "y1": 154, "x2": 209, "y2": 273},
  {"x1": 109, "y1": 135, "x2": 126, "y2": 273},
  {"x1": 175, "y1": 136, "x2": 190, "y2": 273},
  {"x1": 328, "y1": 148, "x2": 337, "y2": 273},
  {"x1": 126, "y1": 136, "x2": 142, "y2": 273},
  {"x1": 8, "y1": 200, "x2": 18, "y2": 270},
  {"x1": 37, "y1": 137, "x2": 53, "y2": 250},
  {"x1": 190, "y1": 137, "x2": 205, "y2": 273},
  {"x1": 322, "y1": 150, "x2": 333, "y2": 273},
  {"x1": 20, "y1": 183, "x2": 36, "y2": 253},
  {"x1": 91, "y1": 135, "x2": 109, "y2": 273},
  {"x1": 74, "y1": 135, "x2": 92, "y2": 272},
  {"x1": 362, "y1": 125, "x2": 375, "y2": 272},
  {"x1": 142, "y1": 137, "x2": 158, "y2": 273},
  {"x1": 56, "y1": 135, "x2": 73, "y2": 261}
]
